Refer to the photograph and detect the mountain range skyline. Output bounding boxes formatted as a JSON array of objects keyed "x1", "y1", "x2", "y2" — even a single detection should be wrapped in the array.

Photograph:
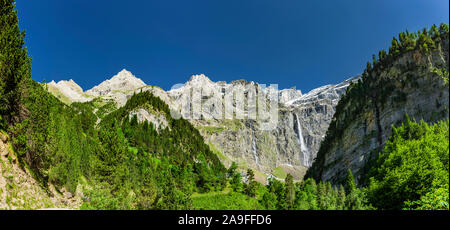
[
  {"x1": 48, "y1": 68, "x2": 349, "y2": 94},
  {"x1": 16, "y1": 0, "x2": 449, "y2": 93}
]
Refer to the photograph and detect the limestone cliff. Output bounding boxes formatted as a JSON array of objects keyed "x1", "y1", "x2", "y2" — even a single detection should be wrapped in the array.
[
  {"x1": 307, "y1": 31, "x2": 449, "y2": 186},
  {"x1": 169, "y1": 75, "x2": 357, "y2": 180},
  {"x1": 47, "y1": 70, "x2": 356, "y2": 182}
]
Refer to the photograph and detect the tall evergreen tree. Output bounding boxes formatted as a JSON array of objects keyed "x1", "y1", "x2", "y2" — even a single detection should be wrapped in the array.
[
  {"x1": 345, "y1": 169, "x2": 356, "y2": 194},
  {"x1": 0, "y1": 0, "x2": 32, "y2": 125},
  {"x1": 245, "y1": 168, "x2": 257, "y2": 197},
  {"x1": 337, "y1": 185, "x2": 346, "y2": 210},
  {"x1": 285, "y1": 174, "x2": 295, "y2": 209}
]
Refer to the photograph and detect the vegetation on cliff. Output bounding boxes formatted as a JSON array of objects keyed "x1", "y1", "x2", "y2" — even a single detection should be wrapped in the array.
[
  {"x1": 307, "y1": 23, "x2": 449, "y2": 182},
  {"x1": 1, "y1": 0, "x2": 227, "y2": 209},
  {"x1": 305, "y1": 23, "x2": 449, "y2": 210},
  {"x1": 1, "y1": 0, "x2": 448, "y2": 210}
]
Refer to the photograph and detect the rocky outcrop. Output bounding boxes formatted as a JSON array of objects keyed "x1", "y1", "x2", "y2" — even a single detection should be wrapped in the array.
[
  {"x1": 285, "y1": 77, "x2": 355, "y2": 107},
  {"x1": 129, "y1": 108, "x2": 168, "y2": 130},
  {"x1": 48, "y1": 70, "x2": 356, "y2": 181},
  {"x1": 47, "y1": 79, "x2": 93, "y2": 104},
  {"x1": 169, "y1": 74, "x2": 357, "y2": 180},
  {"x1": 86, "y1": 69, "x2": 146, "y2": 97},
  {"x1": 307, "y1": 35, "x2": 449, "y2": 186}
]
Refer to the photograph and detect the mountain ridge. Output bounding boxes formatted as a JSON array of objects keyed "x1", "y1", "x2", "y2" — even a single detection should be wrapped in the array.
[
  {"x1": 307, "y1": 25, "x2": 449, "y2": 186},
  {"x1": 46, "y1": 69, "x2": 357, "y2": 183}
]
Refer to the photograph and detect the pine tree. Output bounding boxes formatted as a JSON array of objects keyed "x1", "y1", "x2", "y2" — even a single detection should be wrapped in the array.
[
  {"x1": 261, "y1": 191, "x2": 278, "y2": 210},
  {"x1": 316, "y1": 182, "x2": 323, "y2": 209},
  {"x1": 338, "y1": 185, "x2": 346, "y2": 210},
  {"x1": 245, "y1": 168, "x2": 257, "y2": 197},
  {"x1": 285, "y1": 174, "x2": 295, "y2": 209},
  {"x1": 378, "y1": 50, "x2": 386, "y2": 61},
  {"x1": 230, "y1": 172, "x2": 242, "y2": 192},
  {"x1": 439, "y1": 23, "x2": 449, "y2": 35},
  {"x1": 366, "y1": 61, "x2": 371, "y2": 69},
  {"x1": 345, "y1": 169, "x2": 356, "y2": 194},
  {"x1": 0, "y1": 0, "x2": 32, "y2": 124},
  {"x1": 227, "y1": 162, "x2": 238, "y2": 178},
  {"x1": 390, "y1": 37, "x2": 400, "y2": 55}
]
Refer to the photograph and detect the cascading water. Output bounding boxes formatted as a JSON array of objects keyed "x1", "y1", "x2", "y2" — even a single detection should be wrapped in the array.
[
  {"x1": 249, "y1": 122, "x2": 259, "y2": 167},
  {"x1": 294, "y1": 113, "x2": 311, "y2": 167}
]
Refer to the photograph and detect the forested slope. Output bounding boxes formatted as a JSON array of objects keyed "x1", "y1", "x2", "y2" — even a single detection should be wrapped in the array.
[
  {"x1": 1, "y1": 0, "x2": 448, "y2": 210},
  {"x1": 307, "y1": 24, "x2": 449, "y2": 186},
  {"x1": 0, "y1": 0, "x2": 226, "y2": 209}
]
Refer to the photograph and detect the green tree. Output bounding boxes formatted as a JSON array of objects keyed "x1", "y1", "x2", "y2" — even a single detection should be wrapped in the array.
[
  {"x1": 337, "y1": 185, "x2": 346, "y2": 210},
  {"x1": 367, "y1": 117, "x2": 449, "y2": 210},
  {"x1": 285, "y1": 174, "x2": 295, "y2": 209},
  {"x1": 245, "y1": 168, "x2": 257, "y2": 197},
  {"x1": 343, "y1": 169, "x2": 371, "y2": 210},
  {"x1": 404, "y1": 187, "x2": 449, "y2": 210},
  {"x1": 260, "y1": 191, "x2": 278, "y2": 210},
  {"x1": 389, "y1": 37, "x2": 400, "y2": 55},
  {"x1": 227, "y1": 162, "x2": 238, "y2": 178},
  {"x1": 345, "y1": 169, "x2": 356, "y2": 194},
  {"x1": 366, "y1": 62, "x2": 372, "y2": 72},
  {"x1": 230, "y1": 171, "x2": 243, "y2": 192},
  {"x1": 0, "y1": 0, "x2": 32, "y2": 124}
]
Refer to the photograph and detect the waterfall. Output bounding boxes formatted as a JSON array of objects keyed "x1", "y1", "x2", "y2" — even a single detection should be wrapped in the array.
[
  {"x1": 294, "y1": 113, "x2": 311, "y2": 167},
  {"x1": 249, "y1": 122, "x2": 259, "y2": 167}
]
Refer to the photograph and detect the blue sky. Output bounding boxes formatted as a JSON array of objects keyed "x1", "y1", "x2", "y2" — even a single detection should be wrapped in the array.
[{"x1": 16, "y1": 0, "x2": 449, "y2": 93}]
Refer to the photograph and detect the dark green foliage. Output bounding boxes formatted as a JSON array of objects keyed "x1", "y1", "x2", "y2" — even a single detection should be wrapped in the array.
[
  {"x1": 258, "y1": 177, "x2": 371, "y2": 210},
  {"x1": 9, "y1": 85, "x2": 228, "y2": 209},
  {"x1": 86, "y1": 91, "x2": 227, "y2": 208},
  {"x1": 1, "y1": 5, "x2": 227, "y2": 207},
  {"x1": 192, "y1": 171, "x2": 371, "y2": 210},
  {"x1": 192, "y1": 192, "x2": 263, "y2": 210},
  {"x1": 227, "y1": 161, "x2": 238, "y2": 176},
  {"x1": 285, "y1": 174, "x2": 295, "y2": 209},
  {"x1": 2, "y1": 2, "x2": 447, "y2": 210},
  {"x1": 1, "y1": 2, "x2": 226, "y2": 209},
  {"x1": 260, "y1": 190, "x2": 278, "y2": 210},
  {"x1": 244, "y1": 168, "x2": 258, "y2": 197},
  {"x1": 345, "y1": 169, "x2": 356, "y2": 194},
  {"x1": 10, "y1": 80, "x2": 94, "y2": 192},
  {"x1": 104, "y1": 91, "x2": 226, "y2": 189},
  {"x1": 343, "y1": 169, "x2": 370, "y2": 210},
  {"x1": 0, "y1": 0, "x2": 32, "y2": 125},
  {"x1": 230, "y1": 173, "x2": 243, "y2": 192}
]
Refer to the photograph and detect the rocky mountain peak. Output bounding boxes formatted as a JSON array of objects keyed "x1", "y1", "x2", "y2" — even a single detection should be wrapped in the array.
[
  {"x1": 187, "y1": 74, "x2": 213, "y2": 85},
  {"x1": 46, "y1": 79, "x2": 91, "y2": 103},
  {"x1": 48, "y1": 79, "x2": 83, "y2": 92},
  {"x1": 284, "y1": 76, "x2": 360, "y2": 107},
  {"x1": 47, "y1": 68, "x2": 359, "y2": 182},
  {"x1": 111, "y1": 69, "x2": 138, "y2": 81},
  {"x1": 86, "y1": 69, "x2": 146, "y2": 97}
]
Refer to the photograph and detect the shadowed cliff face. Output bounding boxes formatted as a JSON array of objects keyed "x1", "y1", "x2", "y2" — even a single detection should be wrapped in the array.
[{"x1": 307, "y1": 35, "x2": 449, "y2": 186}]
